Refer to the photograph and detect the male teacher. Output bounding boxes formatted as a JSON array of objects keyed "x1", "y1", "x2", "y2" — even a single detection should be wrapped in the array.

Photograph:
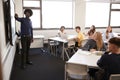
[{"x1": 15, "y1": 9, "x2": 33, "y2": 69}]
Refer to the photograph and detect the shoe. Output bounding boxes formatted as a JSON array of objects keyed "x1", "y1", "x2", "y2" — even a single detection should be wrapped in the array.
[{"x1": 26, "y1": 61, "x2": 33, "y2": 65}]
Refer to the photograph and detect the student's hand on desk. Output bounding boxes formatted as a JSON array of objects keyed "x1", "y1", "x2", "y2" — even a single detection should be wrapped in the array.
[
  {"x1": 74, "y1": 37, "x2": 78, "y2": 41},
  {"x1": 90, "y1": 49, "x2": 96, "y2": 52}
]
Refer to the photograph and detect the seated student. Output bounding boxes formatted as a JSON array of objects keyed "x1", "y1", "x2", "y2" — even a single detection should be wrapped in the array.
[
  {"x1": 87, "y1": 29, "x2": 94, "y2": 39},
  {"x1": 57, "y1": 26, "x2": 67, "y2": 56},
  {"x1": 87, "y1": 25, "x2": 96, "y2": 38},
  {"x1": 82, "y1": 32, "x2": 106, "y2": 52},
  {"x1": 58, "y1": 26, "x2": 67, "y2": 39},
  {"x1": 74, "y1": 26, "x2": 84, "y2": 48},
  {"x1": 102, "y1": 26, "x2": 114, "y2": 42},
  {"x1": 90, "y1": 25, "x2": 96, "y2": 32},
  {"x1": 82, "y1": 32, "x2": 106, "y2": 79},
  {"x1": 97, "y1": 37, "x2": 120, "y2": 80}
]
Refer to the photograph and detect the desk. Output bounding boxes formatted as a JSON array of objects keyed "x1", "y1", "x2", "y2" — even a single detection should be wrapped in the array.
[
  {"x1": 17, "y1": 35, "x2": 45, "y2": 54},
  {"x1": 30, "y1": 35, "x2": 44, "y2": 48},
  {"x1": 49, "y1": 37, "x2": 68, "y2": 43},
  {"x1": 48, "y1": 35, "x2": 76, "y2": 60},
  {"x1": 33, "y1": 35, "x2": 44, "y2": 39},
  {"x1": 113, "y1": 32, "x2": 120, "y2": 38},
  {"x1": 68, "y1": 49, "x2": 101, "y2": 67}
]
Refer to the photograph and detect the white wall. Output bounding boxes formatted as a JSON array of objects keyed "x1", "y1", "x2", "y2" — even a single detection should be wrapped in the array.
[
  {"x1": 0, "y1": 0, "x2": 7, "y2": 63},
  {"x1": 0, "y1": 0, "x2": 3, "y2": 79},
  {"x1": 15, "y1": 0, "x2": 23, "y2": 32},
  {"x1": 0, "y1": 0, "x2": 17, "y2": 80},
  {"x1": 33, "y1": 29, "x2": 77, "y2": 40},
  {"x1": 74, "y1": 0, "x2": 86, "y2": 31},
  {"x1": 2, "y1": 44, "x2": 16, "y2": 80}
]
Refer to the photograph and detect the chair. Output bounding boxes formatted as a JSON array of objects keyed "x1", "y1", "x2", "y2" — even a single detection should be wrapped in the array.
[
  {"x1": 49, "y1": 40, "x2": 59, "y2": 56},
  {"x1": 74, "y1": 39, "x2": 88, "y2": 51},
  {"x1": 81, "y1": 39, "x2": 88, "y2": 48},
  {"x1": 109, "y1": 74, "x2": 120, "y2": 80},
  {"x1": 65, "y1": 62, "x2": 89, "y2": 80},
  {"x1": 63, "y1": 40, "x2": 76, "y2": 60}
]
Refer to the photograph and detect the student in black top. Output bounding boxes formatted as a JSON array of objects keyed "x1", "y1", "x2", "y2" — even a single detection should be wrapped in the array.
[{"x1": 97, "y1": 37, "x2": 120, "y2": 80}]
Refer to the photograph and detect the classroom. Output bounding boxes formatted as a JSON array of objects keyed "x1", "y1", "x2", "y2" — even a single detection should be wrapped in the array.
[{"x1": 0, "y1": 0, "x2": 120, "y2": 80}]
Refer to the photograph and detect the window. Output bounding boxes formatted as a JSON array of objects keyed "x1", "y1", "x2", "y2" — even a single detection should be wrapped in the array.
[
  {"x1": 3, "y1": 0, "x2": 12, "y2": 44},
  {"x1": 30, "y1": 10, "x2": 41, "y2": 28},
  {"x1": 112, "y1": 4, "x2": 120, "y2": 9},
  {"x1": 110, "y1": 11, "x2": 120, "y2": 26},
  {"x1": 85, "y1": 2, "x2": 110, "y2": 27},
  {"x1": 42, "y1": 0, "x2": 73, "y2": 29},
  {"x1": 24, "y1": 1, "x2": 40, "y2": 7},
  {"x1": 110, "y1": 4, "x2": 120, "y2": 27},
  {"x1": 23, "y1": 0, "x2": 73, "y2": 29},
  {"x1": 23, "y1": 0, "x2": 41, "y2": 29}
]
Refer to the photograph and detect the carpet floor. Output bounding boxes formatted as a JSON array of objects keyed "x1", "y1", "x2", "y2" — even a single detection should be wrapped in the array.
[{"x1": 10, "y1": 48, "x2": 65, "y2": 80}]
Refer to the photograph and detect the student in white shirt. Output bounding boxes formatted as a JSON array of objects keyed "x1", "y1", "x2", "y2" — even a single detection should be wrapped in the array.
[
  {"x1": 58, "y1": 26, "x2": 67, "y2": 39},
  {"x1": 57, "y1": 26, "x2": 67, "y2": 57},
  {"x1": 102, "y1": 26, "x2": 114, "y2": 42}
]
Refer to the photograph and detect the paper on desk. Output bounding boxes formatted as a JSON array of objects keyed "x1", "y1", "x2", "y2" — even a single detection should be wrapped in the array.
[{"x1": 77, "y1": 49, "x2": 91, "y2": 55}]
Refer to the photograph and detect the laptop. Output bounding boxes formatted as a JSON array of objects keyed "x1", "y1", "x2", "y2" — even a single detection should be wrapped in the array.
[{"x1": 60, "y1": 33, "x2": 67, "y2": 40}]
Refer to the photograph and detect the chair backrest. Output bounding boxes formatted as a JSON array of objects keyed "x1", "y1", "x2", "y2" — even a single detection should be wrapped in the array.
[
  {"x1": 65, "y1": 62, "x2": 88, "y2": 74},
  {"x1": 81, "y1": 39, "x2": 88, "y2": 47},
  {"x1": 109, "y1": 74, "x2": 120, "y2": 80},
  {"x1": 49, "y1": 41, "x2": 59, "y2": 45}
]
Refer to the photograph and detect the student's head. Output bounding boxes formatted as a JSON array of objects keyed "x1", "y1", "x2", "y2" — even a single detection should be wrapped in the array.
[
  {"x1": 88, "y1": 29, "x2": 94, "y2": 37},
  {"x1": 24, "y1": 9, "x2": 33, "y2": 17},
  {"x1": 90, "y1": 25, "x2": 96, "y2": 32},
  {"x1": 106, "y1": 26, "x2": 112, "y2": 33},
  {"x1": 60, "y1": 26, "x2": 65, "y2": 32},
  {"x1": 108, "y1": 37, "x2": 120, "y2": 52},
  {"x1": 92, "y1": 32, "x2": 103, "y2": 50},
  {"x1": 75, "y1": 26, "x2": 81, "y2": 33}
]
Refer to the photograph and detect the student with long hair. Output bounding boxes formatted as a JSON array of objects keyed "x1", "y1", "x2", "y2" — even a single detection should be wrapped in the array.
[
  {"x1": 102, "y1": 26, "x2": 114, "y2": 42},
  {"x1": 87, "y1": 25, "x2": 96, "y2": 38},
  {"x1": 82, "y1": 32, "x2": 106, "y2": 79},
  {"x1": 82, "y1": 32, "x2": 106, "y2": 52}
]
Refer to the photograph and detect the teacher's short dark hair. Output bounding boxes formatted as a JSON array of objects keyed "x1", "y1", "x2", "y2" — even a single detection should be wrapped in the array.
[
  {"x1": 24, "y1": 9, "x2": 33, "y2": 16},
  {"x1": 109, "y1": 37, "x2": 120, "y2": 47}
]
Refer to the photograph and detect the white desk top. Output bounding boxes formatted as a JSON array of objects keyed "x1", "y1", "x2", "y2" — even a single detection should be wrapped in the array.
[
  {"x1": 49, "y1": 37, "x2": 67, "y2": 43},
  {"x1": 67, "y1": 35, "x2": 77, "y2": 40},
  {"x1": 49, "y1": 35, "x2": 76, "y2": 43},
  {"x1": 68, "y1": 49, "x2": 101, "y2": 67},
  {"x1": 113, "y1": 32, "x2": 120, "y2": 38},
  {"x1": 33, "y1": 35, "x2": 44, "y2": 38}
]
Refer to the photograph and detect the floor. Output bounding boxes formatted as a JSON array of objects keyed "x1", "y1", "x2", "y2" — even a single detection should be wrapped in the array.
[{"x1": 10, "y1": 47, "x2": 65, "y2": 80}]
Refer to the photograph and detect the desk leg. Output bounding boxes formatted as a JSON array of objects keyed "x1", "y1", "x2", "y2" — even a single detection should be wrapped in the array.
[
  {"x1": 48, "y1": 39, "x2": 51, "y2": 53},
  {"x1": 40, "y1": 38, "x2": 44, "y2": 52},
  {"x1": 61, "y1": 42, "x2": 64, "y2": 60}
]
